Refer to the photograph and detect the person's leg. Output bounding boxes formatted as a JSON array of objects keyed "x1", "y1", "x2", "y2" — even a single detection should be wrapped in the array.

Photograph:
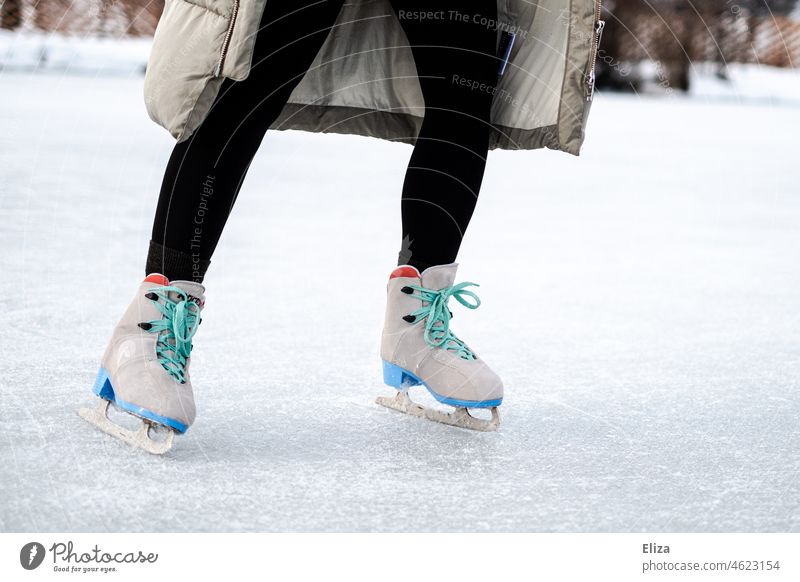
[
  {"x1": 148, "y1": 0, "x2": 345, "y2": 283},
  {"x1": 391, "y1": 1, "x2": 498, "y2": 271},
  {"x1": 378, "y1": 2, "x2": 503, "y2": 427}
]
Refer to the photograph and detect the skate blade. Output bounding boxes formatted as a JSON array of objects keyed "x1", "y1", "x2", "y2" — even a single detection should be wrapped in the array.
[
  {"x1": 78, "y1": 400, "x2": 175, "y2": 455},
  {"x1": 376, "y1": 391, "x2": 500, "y2": 432}
]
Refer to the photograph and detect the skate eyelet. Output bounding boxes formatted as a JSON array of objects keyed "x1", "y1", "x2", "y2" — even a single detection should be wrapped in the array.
[
  {"x1": 138, "y1": 322, "x2": 153, "y2": 331},
  {"x1": 145, "y1": 292, "x2": 159, "y2": 301},
  {"x1": 402, "y1": 315, "x2": 416, "y2": 323},
  {"x1": 401, "y1": 286, "x2": 413, "y2": 294}
]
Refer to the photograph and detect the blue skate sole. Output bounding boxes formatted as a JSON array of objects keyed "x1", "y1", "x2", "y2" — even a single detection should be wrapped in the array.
[
  {"x1": 382, "y1": 360, "x2": 502, "y2": 408},
  {"x1": 92, "y1": 367, "x2": 188, "y2": 434}
]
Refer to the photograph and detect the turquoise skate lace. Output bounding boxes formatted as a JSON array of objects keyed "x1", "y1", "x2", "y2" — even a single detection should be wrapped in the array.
[
  {"x1": 404, "y1": 281, "x2": 481, "y2": 360},
  {"x1": 142, "y1": 286, "x2": 201, "y2": 384}
]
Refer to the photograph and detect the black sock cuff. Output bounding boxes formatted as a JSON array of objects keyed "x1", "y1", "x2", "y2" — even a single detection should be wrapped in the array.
[
  {"x1": 146, "y1": 240, "x2": 210, "y2": 283},
  {"x1": 397, "y1": 252, "x2": 441, "y2": 274}
]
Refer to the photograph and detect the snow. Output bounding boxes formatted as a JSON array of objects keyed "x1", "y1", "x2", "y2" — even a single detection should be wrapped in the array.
[
  {"x1": 1, "y1": 66, "x2": 799, "y2": 532},
  {"x1": 689, "y1": 63, "x2": 800, "y2": 105},
  {"x1": 0, "y1": 30, "x2": 151, "y2": 76}
]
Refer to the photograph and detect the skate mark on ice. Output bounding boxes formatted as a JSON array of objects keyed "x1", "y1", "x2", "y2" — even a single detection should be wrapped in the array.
[
  {"x1": 538, "y1": 395, "x2": 634, "y2": 446},
  {"x1": 0, "y1": 389, "x2": 30, "y2": 530},
  {"x1": 656, "y1": 411, "x2": 800, "y2": 533}
]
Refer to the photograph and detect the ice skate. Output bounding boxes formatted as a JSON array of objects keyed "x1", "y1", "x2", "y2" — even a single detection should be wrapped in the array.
[
  {"x1": 377, "y1": 264, "x2": 503, "y2": 431},
  {"x1": 79, "y1": 274, "x2": 204, "y2": 454}
]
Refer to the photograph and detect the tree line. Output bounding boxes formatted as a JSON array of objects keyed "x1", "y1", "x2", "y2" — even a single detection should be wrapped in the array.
[{"x1": 1, "y1": 0, "x2": 164, "y2": 36}]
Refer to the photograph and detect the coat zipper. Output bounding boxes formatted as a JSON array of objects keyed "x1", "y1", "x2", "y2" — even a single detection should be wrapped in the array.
[
  {"x1": 585, "y1": 0, "x2": 605, "y2": 100},
  {"x1": 215, "y1": 0, "x2": 240, "y2": 77}
]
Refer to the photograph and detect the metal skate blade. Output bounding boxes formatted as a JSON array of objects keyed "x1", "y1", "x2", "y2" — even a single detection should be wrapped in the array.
[
  {"x1": 376, "y1": 391, "x2": 500, "y2": 432},
  {"x1": 79, "y1": 400, "x2": 175, "y2": 455}
]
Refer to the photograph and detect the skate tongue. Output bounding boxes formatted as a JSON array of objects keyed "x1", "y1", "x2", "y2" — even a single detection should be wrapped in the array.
[
  {"x1": 143, "y1": 273, "x2": 170, "y2": 287},
  {"x1": 143, "y1": 275, "x2": 205, "y2": 306},
  {"x1": 420, "y1": 263, "x2": 458, "y2": 291},
  {"x1": 389, "y1": 265, "x2": 421, "y2": 280},
  {"x1": 171, "y1": 280, "x2": 206, "y2": 306}
]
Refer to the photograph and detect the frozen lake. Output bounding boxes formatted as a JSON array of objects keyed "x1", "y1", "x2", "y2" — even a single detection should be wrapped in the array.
[{"x1": 1, "y1": 71, "x2": 799, "y2": 532}]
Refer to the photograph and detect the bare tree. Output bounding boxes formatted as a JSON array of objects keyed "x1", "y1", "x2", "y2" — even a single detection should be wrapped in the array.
[
  {"x1": 120, "y1": 0, "x2": 164, "y2": 36},
  {"x1": 596, "y1": 0, "x2": 800, "y2": 92},
  {"x1": 1, "y1": 0, "x2": 24, "y2": 30},
  {"x1": 32, "y1": 0, "x2": 72, "y2": 32}
]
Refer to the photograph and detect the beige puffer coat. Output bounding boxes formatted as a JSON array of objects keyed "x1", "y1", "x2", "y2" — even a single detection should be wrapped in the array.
[{"x1": 143, "y1": 0, "x2": 603, "y2": 155}]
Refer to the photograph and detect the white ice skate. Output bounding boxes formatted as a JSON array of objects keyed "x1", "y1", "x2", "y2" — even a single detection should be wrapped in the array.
[
  {"x1": 377, "y1": 264, "x2": 503, "y2": 431},
  {"x1": 79, "y1": 274, "x2": 204, "y2": 454}
]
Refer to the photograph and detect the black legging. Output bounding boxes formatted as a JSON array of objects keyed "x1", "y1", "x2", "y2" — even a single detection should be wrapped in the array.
[{"x1": 148, "y1": 0, "x2": 498, "y2": 282}]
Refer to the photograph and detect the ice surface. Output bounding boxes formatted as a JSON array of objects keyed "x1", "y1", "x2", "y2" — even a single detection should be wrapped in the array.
[{"x1": 1, "y1": 71, "x2": 799, "y2": 532}]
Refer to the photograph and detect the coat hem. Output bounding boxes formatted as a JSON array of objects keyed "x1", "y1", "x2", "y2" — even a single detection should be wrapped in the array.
[{"x1": 272, "y1": 102, "x2": 576, "y2": 154}]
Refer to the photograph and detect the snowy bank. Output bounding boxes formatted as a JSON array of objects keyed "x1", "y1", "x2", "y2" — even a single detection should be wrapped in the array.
[
  {"x1": 689, "y1": 62, "x2": 800, "y2": 105},
  {"x1": 1, "y1": 30, "x2": 799, "y2": 103},
  {"x1": 0, "y1": 30, "x2": 150, "y2": 76}
]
